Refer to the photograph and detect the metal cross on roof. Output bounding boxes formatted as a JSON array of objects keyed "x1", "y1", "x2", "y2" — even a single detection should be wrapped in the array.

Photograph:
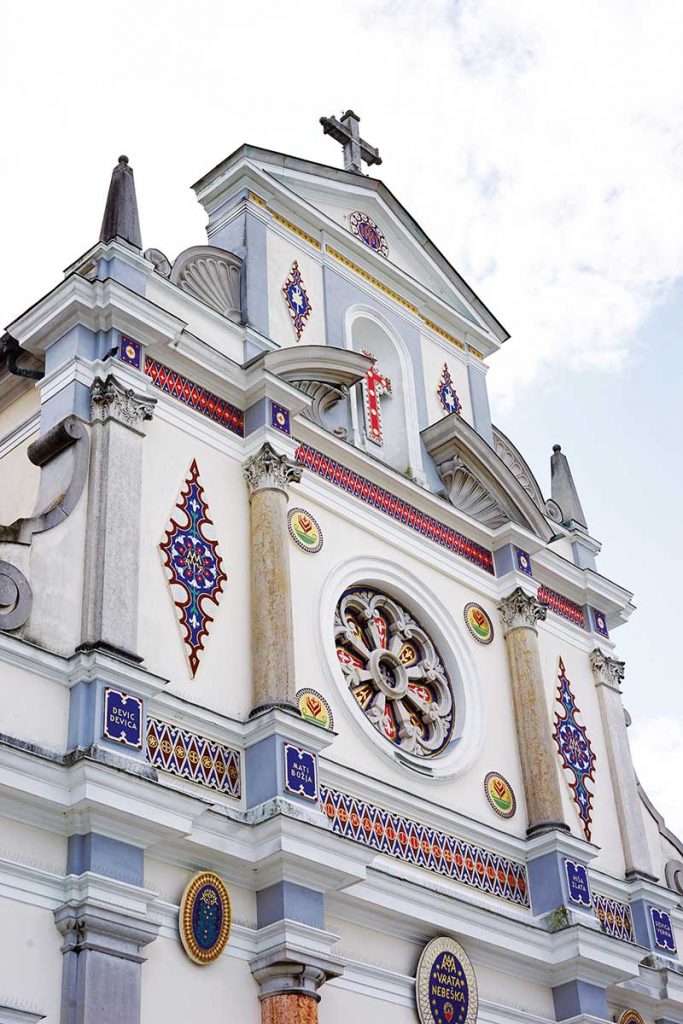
[{"x1": 319, "y1": 110, "x2": 382, "y2": 174}]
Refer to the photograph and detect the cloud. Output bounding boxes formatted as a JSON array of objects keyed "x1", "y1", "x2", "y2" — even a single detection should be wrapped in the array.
[
  {"x1": 630, "y1": 716, "x2": 683, "y2": 841},
  {"x1": 2, "y1": 0, "x2": 682, "y2": 407}
]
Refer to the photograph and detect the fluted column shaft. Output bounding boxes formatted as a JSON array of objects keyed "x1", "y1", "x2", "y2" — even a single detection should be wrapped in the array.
[
  {"x1": 498, "y1": 588, "x2": 567, "y2": 836},
  {"x1": 243, "y1": 443, "x2": 302, "y2": 714},
  {"x1": 590, "y1": 649, "x2": 654, "y2": 878}
]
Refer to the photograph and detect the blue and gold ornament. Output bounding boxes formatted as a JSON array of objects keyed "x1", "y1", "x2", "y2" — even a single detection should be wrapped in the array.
[
  {"x1": 179, "y1": 871, "x2": 232, "y2": 965},
  {"x1": 416, "y1": 935, "x2": 478, "y2": 1024}
]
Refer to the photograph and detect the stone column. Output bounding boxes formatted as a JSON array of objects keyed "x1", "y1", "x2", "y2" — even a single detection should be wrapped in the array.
[
  {"x1": 250, "y1": 948, "x2": 341, "y2": 1024},
  {"x1": 243, "y1": 443, "x2": 302, "y2": 714},
  {"x1": 498, "y1": 588, "x2": 567, "y2": 836},
  {"x1": 590, "y1": 649, "x2": 654, "y2": 879},
  {"x1": 80, "y1": 374, "x2": 155, "y2": 661}
]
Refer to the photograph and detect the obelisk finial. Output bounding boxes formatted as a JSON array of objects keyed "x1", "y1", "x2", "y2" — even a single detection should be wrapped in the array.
[{"x1": 99, "y1": 154, "x2": 142, "y2": 249}]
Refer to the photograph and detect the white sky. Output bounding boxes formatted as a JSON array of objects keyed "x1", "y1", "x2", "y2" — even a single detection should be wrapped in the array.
[{"x1": 1, "y1": 1, "x2": 682, "y2": 835}]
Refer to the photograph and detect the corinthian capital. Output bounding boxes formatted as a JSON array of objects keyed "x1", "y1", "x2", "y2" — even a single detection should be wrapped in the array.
[
  {"x1": 590, "y1": 648, "x2": 625, "y2": 691},
  {"x1": 498, "y1": 587, "x2": 547, "y2": 634},
  {"x1": 91, "y1": 374, "x2": 156, "y2": 432},
  {"x1": 243, "y1": 442, "x2": 302, "y2": 497}
]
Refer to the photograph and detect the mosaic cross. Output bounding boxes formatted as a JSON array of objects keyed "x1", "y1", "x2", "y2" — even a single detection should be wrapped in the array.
[
  {"x1": 319, "y1": 110, "x2": 382, "y2": 174},
  {"x1": 361, "y1": 350, "x2": 392, "y2": 446}
]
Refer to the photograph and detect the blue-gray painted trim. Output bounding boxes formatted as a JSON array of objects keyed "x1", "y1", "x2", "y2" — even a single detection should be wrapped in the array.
[
  {"x1": 96, "y1": 256, "x2": 146, "y2": 296},
  {"x1": 245, "y1": 734, "x2": 280, "y2": 808},
  {"x1": 572, "y1": 539, "x2": 597, "y2": 571},
  {"x1": 67, "y1": 678, "x2": 147, "y2": 762},
  {"x1": 552, "y1": 980, "x2": 609, "y2": 1021},
  {"x1": 256, "y1": 881, "x2": 324, "y2": 930},
  {"x1": 244, "y1": 396, "x2": 268, "y2": 436},
  {"x1": 467, "y1": 362, "x2": 493, "y2": 446},
  {"x1": 528, "y1": 850, "x2": 567, "y2": 916},
  {"x1": 244, "y1": 212, "x2": 269, "y2": 336},
  {"x1": 44, "y1": 326, "x2": 99, "y2": 374},
  {"x1": 493, "y1": 543, "x2": 516, "y2": 577},
  {"x1": 67, "y1": 833, "x2": 144, "y2": 886}
]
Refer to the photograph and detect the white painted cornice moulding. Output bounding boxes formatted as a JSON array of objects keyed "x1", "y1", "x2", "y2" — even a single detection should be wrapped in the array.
[
  {"x1": 9, "y1": 277, "x2": 188, "y2": 355},
  {"x1": 0, "y1": 413, "x2": 39, "y2": 459},
  {"x1": 334, "y1": 872, "x2": 645, "y2": 988}
]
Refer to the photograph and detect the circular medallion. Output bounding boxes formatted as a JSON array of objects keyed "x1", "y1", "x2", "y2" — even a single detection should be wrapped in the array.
[
  {"x1": 484, "y1": 772, "x2": 516, "y2": 819},
  {"x1": 618, "y1": 1012, "x2": 645, "y2": 1024},
  {"x1": 335, "y1": 587, "x2": 455, "y2": 759},
  {"x1": 463, "y1": 603, "x2": 494, "y2": 645},
  {"x1": 350, "y1": 211, "x2": 389, "y2": 258},
  {"x1": 416, "y1": 935, "x2": 478, "y2": 1024},
  {"x1": 287, "y1": 508, "x2": 323, "y2": 553},
  {"x1": 179, "y1": 871, "x2": 231, "y2": 965},
  {"x1": 296, "y1": 687, "x2": 334, "y2": 730}
]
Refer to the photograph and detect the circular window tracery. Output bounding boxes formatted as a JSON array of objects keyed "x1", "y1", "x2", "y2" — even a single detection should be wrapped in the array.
[{"x1": 334, "y1": 587, "x2": 455, "y2": 758}]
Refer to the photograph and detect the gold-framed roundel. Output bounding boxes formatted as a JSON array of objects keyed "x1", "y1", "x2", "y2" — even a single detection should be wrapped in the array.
[
  {"x1": 287, "y1": 507, "x2": 323, "y2": 553},
  {"x1": 618, "y1": 1011, "x2": 645, "y2": 1024},
  {"x1": 463, "y1": 603, "x2": 494, "y2": 645},
  {"x1": 296, "y1": 687, "x2": 334, "y2": 730},
  {"x1": 179, "y1": 871, "x2": 232, "y2": 965},
  {"x1": 416, "y1": 935, "x2": 478, "y2": 1024},
  {"x1": 484, "y1": 772, "x2": 516, "y2": 819}
]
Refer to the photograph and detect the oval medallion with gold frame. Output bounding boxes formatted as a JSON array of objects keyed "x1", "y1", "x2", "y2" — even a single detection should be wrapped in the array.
[
  {"x1": 484, "y1": 771, "x2": 517, "y2": 819},
  {"x1": 288, "y1": 507, "x2": 323, "y2": 553},
  {"x1": 464, "y1": 603, "x2": 494, "y2": 645},
  {"x1": 179, "y1": 871, "x2": 232, "y2": 965},
  {"x1": 416, "y1": 935, "x2": 478, "y2": 1024},
  {"x1": 296, "y1": 687, "x2": 334, "y2": 730},
  {"x1": 618, "y1": 1012, "x2": 645, "y2": 1024}
]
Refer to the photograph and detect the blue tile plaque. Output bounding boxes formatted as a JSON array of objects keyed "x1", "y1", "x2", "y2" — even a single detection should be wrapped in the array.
[
  {"x1": 271, "y1": 402, "x2": 291, "y2": 435},
  {"x1": 119, "y1": 335, "x2": 142, "y2": 370},
  {"x1": 565, "y1": 859, "x2": 592, "y2": 908},
  {"x1": 650, "y1": 906, "x2": 677, "y2": 954},
  {"x1": 284, "y1": 743, "x2": 318, "y2": 801},
  {"x1": 515, "y1": 548, "x2": 533, "y2": 577},
  {"x1": 103, "y1": 688, "x2": 143, "y2": 749}
]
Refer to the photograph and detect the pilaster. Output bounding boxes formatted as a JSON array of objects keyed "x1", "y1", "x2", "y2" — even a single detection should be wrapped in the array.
[
  {"x1": 243, "y1": 442, "x2": 302, "y2": 714},
  {"x1": 54, "y1": 835, "x2": 158, "y2": 1024},
  {"x1": 80, "y1": 373, "x2": 155, "y2": 661},
  {"x1": 498, "y1": 587, "x2": 568, "y2": 836},
  {"x1": 590, "y1": 649, "x2": 655, "y2": 880}
]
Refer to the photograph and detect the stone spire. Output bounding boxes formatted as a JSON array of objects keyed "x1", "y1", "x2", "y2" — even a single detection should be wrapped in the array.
[
  {"x1": 551, "y1": 444, "x2": 587, "y2": 530},
  {"x1": 99, "y1": 155, "x2": 142, "y2": 249}
]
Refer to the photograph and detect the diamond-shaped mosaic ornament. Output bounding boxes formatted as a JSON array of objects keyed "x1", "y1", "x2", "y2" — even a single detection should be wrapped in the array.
[
  {"x1": 552, "y1": 658, "x2": 596, "y2": 839},
  {"x1": 282, "y1": 261, "x2": 312, "y2": 341},
  {"x1": 159, "y1": 460, "x2": 227, "y2": 677}
]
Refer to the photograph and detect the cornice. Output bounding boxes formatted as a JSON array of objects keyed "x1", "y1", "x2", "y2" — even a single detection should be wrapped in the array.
[
  {"x1": 194, "y1": 157, "x2": 500, "y2": 354},
  {"x1": 9, "y1": 276, "x2": 187, "y2": 355}
]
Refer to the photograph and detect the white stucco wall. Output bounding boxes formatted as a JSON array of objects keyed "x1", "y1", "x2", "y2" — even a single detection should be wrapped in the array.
[
  {"x1": 137, "y1": 416, "x2": 251, "y2": 721},
  {"x1": 267, "y1": 230, "x2": 326, "y2": 349}
]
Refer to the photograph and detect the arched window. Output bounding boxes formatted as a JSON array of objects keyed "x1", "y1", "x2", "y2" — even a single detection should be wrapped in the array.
[{"x1": 346, "y1": 309, "x2": 424, "y2": 481}]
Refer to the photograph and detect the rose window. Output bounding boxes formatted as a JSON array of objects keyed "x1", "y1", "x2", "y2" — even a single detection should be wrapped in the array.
[{"x1": 334, "y1": 587, "x2": 455, "y2": 758}]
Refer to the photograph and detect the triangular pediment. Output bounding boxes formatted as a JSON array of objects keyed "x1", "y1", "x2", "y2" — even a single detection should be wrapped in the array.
[{"x1": 192, "y1": 145, "x2": 508, "y2": 356}]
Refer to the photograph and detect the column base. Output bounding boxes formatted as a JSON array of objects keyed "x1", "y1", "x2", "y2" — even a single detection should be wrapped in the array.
[
  {"x1": 527, "y1": 820, "x2": 571, "y2": 838},
  {"x1": 249, "y1": 700, "x2": 300, "y2": 719}
]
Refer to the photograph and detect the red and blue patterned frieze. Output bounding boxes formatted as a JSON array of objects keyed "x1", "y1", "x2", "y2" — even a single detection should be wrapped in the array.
[
  {"x1": 294, "y1": 444, "x2": 495, "y2": 574},
  {"x1": 144, "y1": 356, "x2": 244, "y2": 437},
  {"x1": 592, "y1": 891, "x2": 635, "y2": 943},
  {"x1": 146, "y1": 717, "x2": 241, "y2": 798},
  {"x1": 320, "y1": 786, "x2": 529, "y2": 907},
  {"x1": 537, "y1": 586, "x2": 586, "y2": 628}
]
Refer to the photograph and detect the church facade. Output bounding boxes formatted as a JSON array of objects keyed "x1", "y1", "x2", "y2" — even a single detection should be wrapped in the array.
[{"x1": 0, "y1": 113, "x2": 681, "y2": 1024}]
